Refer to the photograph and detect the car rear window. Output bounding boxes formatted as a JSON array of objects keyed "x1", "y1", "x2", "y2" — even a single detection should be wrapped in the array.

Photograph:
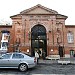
[{"x1": 24, "y1": 53, "x2": 34, "y2": 57}]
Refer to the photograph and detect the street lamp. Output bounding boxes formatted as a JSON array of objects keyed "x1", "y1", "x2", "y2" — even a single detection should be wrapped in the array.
[{"x1": 51, "y1": 49, "x2": 53, "y2": 52}]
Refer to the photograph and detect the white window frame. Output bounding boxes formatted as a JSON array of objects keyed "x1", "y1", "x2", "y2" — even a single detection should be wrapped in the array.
[{"x1": 67, "y1": 32, "x2": 74, "y2": 43}]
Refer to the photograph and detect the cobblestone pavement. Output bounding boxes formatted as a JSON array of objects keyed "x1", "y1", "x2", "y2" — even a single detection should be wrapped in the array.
[{"x1": 0, "y1": 64, "x2": 75, "y2": 75}]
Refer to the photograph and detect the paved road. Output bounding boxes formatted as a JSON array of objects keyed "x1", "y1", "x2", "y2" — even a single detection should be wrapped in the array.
[{"x1": 0, "y1": 64, "x2": 75, "y2": 75}]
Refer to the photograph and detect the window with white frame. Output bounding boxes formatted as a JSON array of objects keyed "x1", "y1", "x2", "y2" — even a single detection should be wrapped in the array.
[{"x1": 67, "y1": 32, "x2": 74, "y2": 43}]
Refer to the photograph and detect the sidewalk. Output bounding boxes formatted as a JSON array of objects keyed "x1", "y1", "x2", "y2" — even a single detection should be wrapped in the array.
[
  {"x1": 38, "y1": 57, "x2": 75, "y2": 65},
  {"x1": 38, "y1": 59, "x2": 58, "y2": 65}
]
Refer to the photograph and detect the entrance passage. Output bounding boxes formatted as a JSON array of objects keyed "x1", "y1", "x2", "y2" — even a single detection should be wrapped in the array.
[
  {"x1": 59, "y1": 46, "x2": 63, "y2": 57},
  {"x1": 31, "y1": 24, "x2": 47, "y2": 59}
]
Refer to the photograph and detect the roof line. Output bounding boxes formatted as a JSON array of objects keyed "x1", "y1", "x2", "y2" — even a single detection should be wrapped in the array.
[{"x1": 20, "y1": 4, "x2": 58, "y2": 14}]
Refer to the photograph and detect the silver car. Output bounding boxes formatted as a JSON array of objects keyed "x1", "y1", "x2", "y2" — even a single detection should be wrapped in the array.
[{"x1": 0, "y1": 52, "x2": 37, "y2": 72}]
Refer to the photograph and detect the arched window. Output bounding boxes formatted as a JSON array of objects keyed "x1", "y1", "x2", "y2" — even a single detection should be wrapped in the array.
[
  {"x1": 31, "y1": 24, "x2": 46, "y2": 39},
  {"x1": 67, "y1": 31, "x2": 74, "y2": 43}
]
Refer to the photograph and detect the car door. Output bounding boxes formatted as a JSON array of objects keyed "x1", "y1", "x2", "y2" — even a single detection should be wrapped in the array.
[
  {"x1": 10, "y1": 53, "x2": 24, "y2": 67},
  {"x1": 0, "y1": 53, "x2": 12, "y2": 67}
]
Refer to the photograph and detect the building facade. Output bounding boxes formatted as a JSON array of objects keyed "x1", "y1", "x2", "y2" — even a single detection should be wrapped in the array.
[{"x1": 0, "y1": 4, "x2": 75, "y2": 58}]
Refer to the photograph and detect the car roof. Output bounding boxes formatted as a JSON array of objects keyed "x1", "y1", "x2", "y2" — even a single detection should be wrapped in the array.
[{"x1": 2, "y1": 52, "x2": 33, "y2": 57}]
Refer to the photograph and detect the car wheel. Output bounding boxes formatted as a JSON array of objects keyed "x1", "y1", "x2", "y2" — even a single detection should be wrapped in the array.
[{"x1": 18, "y1": 63, "x2": 28, "y2": 72}]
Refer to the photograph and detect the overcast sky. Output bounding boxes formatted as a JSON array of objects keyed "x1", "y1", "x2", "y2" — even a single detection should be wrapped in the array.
[{"x1": 0, "y1": 0, "x2": 75, "y2": 25}]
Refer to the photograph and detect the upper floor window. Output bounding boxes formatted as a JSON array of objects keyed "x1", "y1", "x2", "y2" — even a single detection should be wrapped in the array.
[{"x1": 67, "y1": 32, "x2": 74, "y2": 43}]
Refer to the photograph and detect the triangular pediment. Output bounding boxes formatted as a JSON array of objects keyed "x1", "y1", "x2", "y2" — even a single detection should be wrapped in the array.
[
  {"x1": 20, "y1": 4, "x2": 58, "y2": 14},
  {"x1": 10, "y1": 4, "x2": 67, "y2": 19}
]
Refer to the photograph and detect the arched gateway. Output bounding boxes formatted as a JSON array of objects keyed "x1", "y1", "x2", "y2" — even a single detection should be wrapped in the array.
[{"x1": 31, "y1": 24, "x2": 47, "y2": 58}]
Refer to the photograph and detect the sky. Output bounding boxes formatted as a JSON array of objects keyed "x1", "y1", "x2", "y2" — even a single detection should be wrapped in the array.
[{"x1": 0, "y1": 0, "x2": 75, "y2": 25}]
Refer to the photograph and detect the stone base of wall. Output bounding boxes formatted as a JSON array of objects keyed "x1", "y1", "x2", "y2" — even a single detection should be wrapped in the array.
[{"x1": 65, "y1": 54, "x2": 70, "y2": 58}]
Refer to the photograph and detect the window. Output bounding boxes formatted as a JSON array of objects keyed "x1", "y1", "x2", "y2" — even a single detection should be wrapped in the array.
[
  {"x1": 12, "y1": 53, "x2": 24, "y2": 59},
  {"x1": 70, "y1": 50, "x2": 74, "y2": 57},
  {"x1": 2, "y1": 53, "x2": 12, "y2": 59},
  {"x1": 67, "y1": 32, "x2": 74, "y2": 43},
  {"x1": 2, "y1": 42, "x2": 8, "y2": 47}
]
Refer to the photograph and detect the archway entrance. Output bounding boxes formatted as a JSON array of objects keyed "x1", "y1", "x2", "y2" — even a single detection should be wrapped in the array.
[{"x1": 31, "y1": 24, "x2": 47, "y2": 59}]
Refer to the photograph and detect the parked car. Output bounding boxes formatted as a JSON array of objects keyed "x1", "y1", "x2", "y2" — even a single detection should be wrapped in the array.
[{"x1": 0, "y1": 52, "x2": 37, "y2": 72}]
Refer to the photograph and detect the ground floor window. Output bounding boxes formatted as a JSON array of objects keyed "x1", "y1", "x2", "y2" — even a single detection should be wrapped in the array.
[
  {"x1": 70, "y1": 50, "x2": 74, "y2": 57},
  {"x1": 2, "y1": 42, "x2": 8, "y2": 47}
]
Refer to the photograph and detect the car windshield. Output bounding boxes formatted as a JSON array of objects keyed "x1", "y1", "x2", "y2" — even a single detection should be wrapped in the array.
[{"x1": 2, "y1": 53, "x2": 12, "y2": 59}]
